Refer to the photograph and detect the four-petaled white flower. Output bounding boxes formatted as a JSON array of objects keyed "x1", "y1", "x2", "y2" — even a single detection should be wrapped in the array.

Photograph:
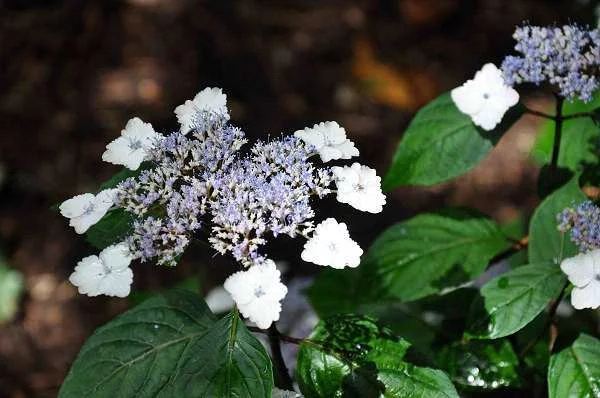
[
  {"x1": 332, "y1": 163, "x2": 386, "y2": 213},
  {"x1": 294, "y1": 121, "x2": 359, "y2": 163},
  {"x1": 174, "y1": 87, "x2": 229, "y2": 132},
  {"x1": 59, "y1": 189, "x2": 117, "y2": 234},
  {"x1": 451, "y1": 63, "x2": 519, "y2": 131},
  {"x1": 102, "y1": 117, "x2": 160, "y2": 170},
  {"x1": 560, "y1": 249, "x2": 600, "y2": 310},
  {"x1": 69, "y1": 242, "x2": 134, "y2": 298},
  {"x1": 301, "y1": 218, "x2": 363, "y2": 269},
  {"x1": 224, "y1": 260, "x2": 287, "y2": 329}
]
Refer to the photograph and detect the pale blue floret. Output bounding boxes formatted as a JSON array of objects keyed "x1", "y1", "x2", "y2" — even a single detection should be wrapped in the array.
[
  {"x1": 115, "y1": 108, "x2": 333, "y2": 267},
  {"x1": 502, "y1": 25, "x2": 600, "y2": 102},
  {"x1": 557, "y1": 201, "x2": 600, "y2": 253}
]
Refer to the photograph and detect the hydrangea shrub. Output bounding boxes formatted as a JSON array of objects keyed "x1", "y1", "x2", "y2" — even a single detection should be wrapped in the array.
[{"x1": 58, "y1": 24, "x2": 600, "y2": 398}]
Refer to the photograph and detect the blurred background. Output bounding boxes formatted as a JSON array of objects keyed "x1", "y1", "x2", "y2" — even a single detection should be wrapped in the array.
[{"x1": 0, "y1": 0, "x2": 599, "y2": 396}]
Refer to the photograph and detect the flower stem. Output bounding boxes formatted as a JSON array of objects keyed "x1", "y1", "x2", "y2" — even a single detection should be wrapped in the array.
[
  {"x1": 267, "y1": 324, "x2": 295, "y2": 390},
  {"x1": 549, "y1": 95, "x2": 564, "y2": 173},
  {"x1": 524, "y1": 107, "x2": 556, "y2": 120}
]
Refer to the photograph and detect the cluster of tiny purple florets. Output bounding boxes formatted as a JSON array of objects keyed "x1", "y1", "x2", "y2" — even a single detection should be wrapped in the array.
[
  {"x1": 557, "y1": 201, "x2": 600, "y2": 253},
  {"x1": 502, "y1": 25, "x2": 600, "y2": 102},
  {"x1": 115, "y1": 110, "x2": 333, "y2": 266}
]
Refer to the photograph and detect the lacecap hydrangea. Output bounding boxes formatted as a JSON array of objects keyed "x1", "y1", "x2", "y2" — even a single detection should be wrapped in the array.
[{"x1": 60, "y1": 87, "x2": 386, "y2": 328}]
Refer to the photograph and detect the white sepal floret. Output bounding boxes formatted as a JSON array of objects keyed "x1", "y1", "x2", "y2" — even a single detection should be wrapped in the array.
[
  {"x1": 59, "y1": 189, "x2": 117, "y2": 234},
  {"x1": 102, "y1": 117, "x2": 160, "y2": 170},
  {"x1": 451, "y1": 63, "x2": 519, "y2": 131},
  {"x1": 224, "y1": 260, "x2": 287, "y2": 329},
  {"x1": 332, "y1": 163, "x2": 386, "y2": 213},
  {"x1": 301, "y1": 218, "x2": 363, "y2": 269},
  {"x1": 560, "y1": 249, "x2": 600, "y2": 310},
  {"x1": 174, "y1": 87, "x2": 229, "y2": 132},
  {"x1": 294, "y1": 121, "x2": 359, "y2": 163},
  {"x1": 69, "y1": 242, "x2": 134, "y2": 298}
]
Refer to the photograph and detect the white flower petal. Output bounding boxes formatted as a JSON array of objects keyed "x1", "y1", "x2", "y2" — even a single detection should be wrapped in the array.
[
  {"x1": 99, "y1": 242, "x2": 133, "y2": 271},
  {"x1": 69, "y1": 212, "x2": 105, "y2": 234},
  {"x1": 174, "y1": 87, "x2": 228, "y2": 132},
  {"x1": 333, "y1": 163, "x2": 386, "y2": 213},
  {"x1": 333, "y1": 140, "x2": 360, "y2": 159},
  {"x1": 223, "y1": 260, "x2": 287, "y2": 329},
  {"x1": 561, "y1": 252, "x2": 595, "y2": 287},
  {"x1": 451, "y1": 82, "x2": 485, "y2": 116},
  {"x1": 97, "y1": 268, "x2": 134, "y2": 298},
  {"x1": 294, "y1": 121, "x2": 358, "y2": 163},
  {"x1": 59, "y1": 193, "x2": 95, "y2": 218},
  {"x1": 571, "y1": 279, "x2": 600, "y2": 310},
  {"x1": 318, "y1": 146, "x2": 342, "y2": 163},
  {"x1": 69, "y1": 245, "x2": 134, "y2": 298},
  {"x1": 301, "y1": 218, "x2": 363, "y2": 269},
  {"x1": 95, "y1": 189, "x2": 117, "y2": 211},
  {"x1": 62, "y1": 190, "x2": 115, "y2": 234},
  {"x1": 102, "y1": 117, "x2": 159, "y2": 170},
  {"x1": 451, "y1": 63, "x2": 519, "y2": 131},
  {"x1": 471, "y1": 104, "x2": 505, "y2": 131},
  {"x1": 294, "y1": 129, "x2": 325, "y2": 149},
  {"x1": 69, "y1": 255, "x2": 106, "y2": 296}
]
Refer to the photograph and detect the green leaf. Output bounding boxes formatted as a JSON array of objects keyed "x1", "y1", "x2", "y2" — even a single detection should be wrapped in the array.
[
  {"x1": 531, "y1": 94, "x2": 600, "y2": 170},
  {"x1": 467, "y1": 263, "x2": 566, "y2": 339},
  {"x1": 548, "y1": 333, "x2": 600, "y2": 398},
  {"x1": 376, "y1": 363, "x2": 460, "y2": 398},
  {"x1": 59, "y1": 290, "x2": 273, "y2": 398},
  {"x1": 367, "y1": 209, "x2": 510, "y2": 302},
  {"x1": 307, "y1": 261, "x2": 387, "y2": 317},
  {"x1": 383, "y1": 92, "x2": 523, "y2": 188},
  {"x1": 528, "y1": 177, "x2": 586, "y2": 264},
  {"x1": 129, "y1": 276, "x2": 202, "y2": 307},
  {"x1": 296, "y1": 315, "x2": 458, "y2": 398},
  {"x1": 0, "y1": 255, "x2": 23, "y2": 324},
  {"x1": 438, "y1": 340, "x2": 520, "y2": 390},
  {"x1": 296, "y1": 343, "x2": 352, "y2": 398},
  {"x1": 85, "y1": 209, "x2": 134, "y2": 250}
]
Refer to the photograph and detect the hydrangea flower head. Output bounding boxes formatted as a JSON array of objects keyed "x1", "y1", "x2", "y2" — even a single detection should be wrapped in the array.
[
  {"x1": 62, "y1": 87, "x2": 382, "y2": 321},
  {"x1": 102, "y1": 117, "x2": 160, "y2": 170},
  {"x1": 174, "y1": 87, "x2": 229, "y2": 132},
  {"x1": 451, "y1": 63, "x2": 520, "y2": 131},
  {"x1": 59, "y1": 189, "x2": 116, "y2": 234},
  {"x1": 501, "y1": 25, "x2": 600, "y2": 102},
  {"x1": 69, "y1": 242, "x2": 134, "y2": 297},
  {"x1": 560, "y1": 249, "x2": 600, "y2": 310},
  {"x1": 301, "y1": 218, "x2": 363, "y2": 269},
  {"x1": 332, "y1": 163, "x2": 386, "y2": 213},
  {"x1": 223, "y1": 260, "x2": 287, "y2": 329},
  {"x1": 294, "y1": 121, "x2": 359, "y2": 162}
]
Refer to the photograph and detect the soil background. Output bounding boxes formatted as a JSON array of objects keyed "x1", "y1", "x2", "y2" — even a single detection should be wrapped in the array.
[{"x1": 0, "y1": 1, "x2": 597, "y2": 396}]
